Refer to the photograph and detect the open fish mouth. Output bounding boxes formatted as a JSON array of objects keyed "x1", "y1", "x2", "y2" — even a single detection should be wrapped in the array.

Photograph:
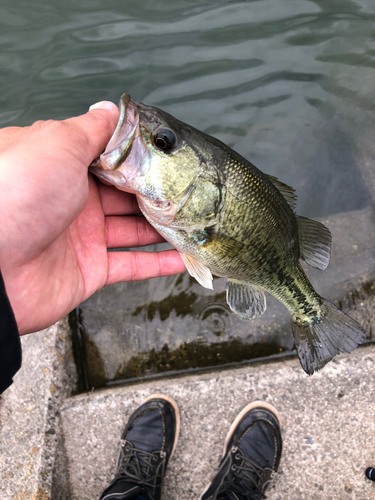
[{"x1": 89, "y1": 93, "x2": 147, "y2": 191}]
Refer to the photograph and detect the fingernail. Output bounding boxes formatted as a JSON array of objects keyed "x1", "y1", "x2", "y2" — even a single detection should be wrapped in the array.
[{"x1": 89, "y1": 101, "x2": 115, "y2": 111}]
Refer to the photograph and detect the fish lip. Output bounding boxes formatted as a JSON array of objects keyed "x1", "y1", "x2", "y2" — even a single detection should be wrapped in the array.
[{"x1": 89, "y1": 93, "x2": 139, "y2": 172}]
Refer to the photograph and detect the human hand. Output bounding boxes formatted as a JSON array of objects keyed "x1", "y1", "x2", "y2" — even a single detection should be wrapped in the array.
[{"x1": 0, "y1": 102, "x2": 185, "y2": 335}]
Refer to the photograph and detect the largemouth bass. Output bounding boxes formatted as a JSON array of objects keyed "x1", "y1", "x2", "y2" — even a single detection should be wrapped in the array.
[{"x1": 90, "y1": 94, "x2": 366, "y2": 375}]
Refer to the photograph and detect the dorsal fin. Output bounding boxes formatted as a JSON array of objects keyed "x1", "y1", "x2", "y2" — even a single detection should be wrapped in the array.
[
  {"x1": 296, "y1": 215, "x2": 332, "y2": 270},
  {"x1": 267, "y1": 174, "x2": 297, "y2": 212}
]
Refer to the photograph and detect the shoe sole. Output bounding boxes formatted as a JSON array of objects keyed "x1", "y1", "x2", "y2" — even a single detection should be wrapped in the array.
[
  {"x1": 199, "y1": 400, "x2": 281, "y2": 500},
  {"x1": 144, "y1": 393, "x2": 181, "y2": 457}
]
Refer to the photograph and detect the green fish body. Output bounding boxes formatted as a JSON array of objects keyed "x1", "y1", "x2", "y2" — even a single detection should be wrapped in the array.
[{"x1": 90, "y1": 94, "x2": 366, "y2": 375}]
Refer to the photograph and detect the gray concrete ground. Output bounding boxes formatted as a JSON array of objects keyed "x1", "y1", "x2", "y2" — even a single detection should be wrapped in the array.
[
  {"x1": 0, "y1": 318, "x2": 76, "y2": 500},
  {"x1": 1, "y1": 315, "x2": 375, "y2": 500},
  {"x1": 61, "y1": 346, "x2": 375, "y2": 500}
]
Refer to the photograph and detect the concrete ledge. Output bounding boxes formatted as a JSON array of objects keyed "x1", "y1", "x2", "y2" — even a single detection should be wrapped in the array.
[
  {"x1": 1, "y1": 296, "x2": 374, "y2": 500},
  {"x1": 61, "y1": 344, "x2": 375, "y2": 500},
  {"x1": 0, "y1": 319, "x2": 77, "y2": 500}
]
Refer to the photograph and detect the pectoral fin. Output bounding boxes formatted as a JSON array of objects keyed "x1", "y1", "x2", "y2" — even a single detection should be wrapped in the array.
[
  {"x1": 179, "y1": 252, "x2": 213, "y2": 289},
  {"x1": 226, "y1": 281, "x2": 266, "y2": 320}
]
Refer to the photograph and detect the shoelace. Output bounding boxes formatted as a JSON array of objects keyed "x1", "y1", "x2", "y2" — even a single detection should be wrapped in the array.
[
  {"x1": 217, "y1": 448, "x2": 275, "y2": 500},
  {"x1": 115, "y1": 440, "x2": 166, "y2": 498}
]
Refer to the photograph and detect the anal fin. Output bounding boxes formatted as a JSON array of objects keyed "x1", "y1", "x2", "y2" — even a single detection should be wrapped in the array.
[
  {"x1": 226, "y1": 281, "x2": 266, "y2": 320},
  {"x1": 179, "y1": 252, "x2": 213, "y2": 290},
  {"x1": 296, "y1": 215, "x2": 332, "y2": 271}
]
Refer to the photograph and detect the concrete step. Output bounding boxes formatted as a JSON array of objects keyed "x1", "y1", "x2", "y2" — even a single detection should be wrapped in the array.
[
  {"x1": 60, "y1": 345, "x2": 375, "y2": 500},
  {"x1": 1, "y1": 318, "x2": 374, "y2": 500}
]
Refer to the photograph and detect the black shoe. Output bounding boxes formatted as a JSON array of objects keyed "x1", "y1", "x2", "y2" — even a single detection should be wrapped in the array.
[
  {"x1": 99, "y1": 394, "x2": 180, "y2": 500},
  {"x1": 200, "y1": 401, "x2": 282, "y2": 500}
]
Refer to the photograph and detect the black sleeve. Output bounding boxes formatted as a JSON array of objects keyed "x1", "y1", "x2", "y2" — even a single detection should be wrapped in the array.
[{"x1": 0, "y1": 270, "x2": 22, "y2": 393}]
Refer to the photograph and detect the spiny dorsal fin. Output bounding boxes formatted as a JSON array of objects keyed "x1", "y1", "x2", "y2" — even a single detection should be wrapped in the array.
[
  {"x1": 267, "y1": 174, "x2": 297, "y2": 212},
  {"x1": 226, "y1": 280, "x2": 266, "y2": 320},
  {"x1": 296, "y1": 215, "x2": 332, "y2": 271}
]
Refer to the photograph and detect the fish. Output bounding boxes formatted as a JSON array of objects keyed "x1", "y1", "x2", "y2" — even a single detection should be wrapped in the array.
[{"x1": 90, "y1": 93, "x2": 367, "y2": 375}]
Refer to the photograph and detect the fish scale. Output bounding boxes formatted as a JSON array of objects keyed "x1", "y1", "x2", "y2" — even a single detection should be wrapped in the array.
[{"x1": 90, "y1": 93, "x2": 367, "y2": 375}]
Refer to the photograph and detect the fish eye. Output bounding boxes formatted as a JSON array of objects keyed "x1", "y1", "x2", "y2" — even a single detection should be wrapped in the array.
[{"x1": 153, "y1": 128, "x2": 176, "y2": 152}]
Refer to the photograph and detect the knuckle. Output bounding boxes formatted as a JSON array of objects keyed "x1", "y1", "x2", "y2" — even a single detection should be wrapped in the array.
[
  {"x1": 131, "y1": 252, "x2": 140, "y2": 281},
  {"x1": 138, "y1": 217, "x2": 150, "y2": 244},
  {"x1": 30, "y1": 119, "x2": 71, "y2": 139},
  {"x1": 29, "y1": 119, "x2": 47, "y2": 133}
]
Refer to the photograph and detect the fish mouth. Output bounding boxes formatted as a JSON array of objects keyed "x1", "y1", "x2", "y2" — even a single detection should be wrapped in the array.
[{"x1": 89, "y1": 93, "x2": 146, "y2": 191}]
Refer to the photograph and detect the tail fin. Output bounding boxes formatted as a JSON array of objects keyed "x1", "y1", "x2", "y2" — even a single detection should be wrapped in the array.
[{"x1": 292, "y1": 298, "x2": 367, "y2": 375}]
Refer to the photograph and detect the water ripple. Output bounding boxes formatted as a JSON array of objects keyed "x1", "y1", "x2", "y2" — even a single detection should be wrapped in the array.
[
  {"x1": 75, "y1": 2, "x2": 321, "y2": 42},
  {"x1": 1, "y1": 0, "x2": 375, "y2": 219}
]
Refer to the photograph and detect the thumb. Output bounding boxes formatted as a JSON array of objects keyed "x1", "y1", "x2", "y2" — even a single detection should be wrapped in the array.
[{"x1": 64, "y1": 100, "x2": 120, "y2": 165}]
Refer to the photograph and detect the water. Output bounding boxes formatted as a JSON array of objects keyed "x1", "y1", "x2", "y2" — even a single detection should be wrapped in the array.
[{"x1": 2, "y1": 0, "x2": 375, "y2": 388}]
